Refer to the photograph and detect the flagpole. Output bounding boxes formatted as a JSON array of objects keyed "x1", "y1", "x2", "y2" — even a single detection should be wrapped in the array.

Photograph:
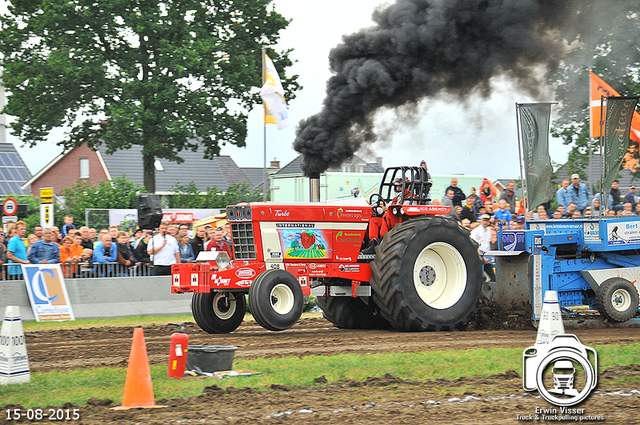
[
  {"x1": 515, "y1": 103, "x2": 528, "y2": 217},
  {"x1": 599, "y1": 95, "x2": 604, "y2": 218},
  {"x1": 262, "y1": 47, "x2": 267, "y2": 202},
  {"x1": 588, "y1": 70, "x2": 594, "y2": 201}
]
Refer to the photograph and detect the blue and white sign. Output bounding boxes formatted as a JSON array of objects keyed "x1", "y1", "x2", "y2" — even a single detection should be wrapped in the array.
[
  {"x1": 607, "y1": 221, "x2": 640, "y2": 246},
  {"x1": 22, "y1": 264, "x2": 75, "y2": 322}
]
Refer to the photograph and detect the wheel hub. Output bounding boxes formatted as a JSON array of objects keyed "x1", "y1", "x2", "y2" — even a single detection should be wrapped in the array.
[
  {"x1": 270, "y1": 284, "x2": 294, "y2": 315},
  {"x1": 412, "y1": 242, "x2": 467, "y2": 310},
  {"x1": 212, "y1": 293, "x2": 236, "y2": 320},
  {"x1": 418, "y1": 265, "x2": 436, "y2": 287},
  {"x1": 612, "y1": 289, "x2": 631, "y2": 311}
]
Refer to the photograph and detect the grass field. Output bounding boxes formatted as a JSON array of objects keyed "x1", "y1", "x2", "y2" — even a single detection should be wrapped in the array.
[{"x1": 3, "y1": 314, "x2": 640, "y2": 408}]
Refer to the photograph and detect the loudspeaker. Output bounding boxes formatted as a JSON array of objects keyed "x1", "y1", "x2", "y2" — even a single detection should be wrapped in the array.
[{"x1": 136, "y1": 194, "x2": 163, "y2": 230}]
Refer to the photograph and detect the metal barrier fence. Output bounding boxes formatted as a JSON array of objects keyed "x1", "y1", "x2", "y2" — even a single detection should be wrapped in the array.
[{"x1": 1, "y1": 262, "x2": 154, "y2": 280}]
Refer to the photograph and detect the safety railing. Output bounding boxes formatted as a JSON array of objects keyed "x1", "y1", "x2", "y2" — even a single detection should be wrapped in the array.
[{"x1": 0, "y1": 262, "x2": 154, "y2": 280}]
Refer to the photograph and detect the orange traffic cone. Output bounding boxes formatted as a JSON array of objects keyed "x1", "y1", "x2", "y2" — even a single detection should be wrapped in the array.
[{"x1": 113, "y1": 328, "x2": 165, "y2": 410}]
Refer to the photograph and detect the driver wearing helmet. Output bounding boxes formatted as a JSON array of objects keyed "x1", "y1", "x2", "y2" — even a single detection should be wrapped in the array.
[
  {"x1": 362, "y1": 176, "x2": 412, "y2": 254},
  {"x1": 390, "y1": 177, "x2": 413, "y2": 205}
]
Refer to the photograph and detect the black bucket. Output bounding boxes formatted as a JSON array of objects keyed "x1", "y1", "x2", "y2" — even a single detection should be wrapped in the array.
[{"x1": 185, "y1": 345, "x2": 237, "y2": 373}]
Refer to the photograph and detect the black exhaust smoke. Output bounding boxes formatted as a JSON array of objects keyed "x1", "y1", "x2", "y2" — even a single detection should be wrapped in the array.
[{"x1": 293, "y1": 0, "x2": 609, "y2": 176}]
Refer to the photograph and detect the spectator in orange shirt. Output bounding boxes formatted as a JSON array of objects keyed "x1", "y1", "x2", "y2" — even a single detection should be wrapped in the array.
[{"x1": 60, "y1": 236, "x2": 83, "y2": 278}]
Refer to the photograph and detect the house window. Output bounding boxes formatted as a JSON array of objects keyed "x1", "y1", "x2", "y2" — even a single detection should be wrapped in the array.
[{"x1": 79, "y1": 158, "x2": 90, "y2": 178}]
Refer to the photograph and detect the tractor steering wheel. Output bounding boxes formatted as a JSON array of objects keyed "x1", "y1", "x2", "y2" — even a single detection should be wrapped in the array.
[{"x1": 369, "y1": 193, "x2": 385, "y2": 216}]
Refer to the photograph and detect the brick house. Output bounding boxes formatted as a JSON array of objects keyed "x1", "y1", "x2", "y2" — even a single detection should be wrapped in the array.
[{"x1": 21, "y1": 143, "x2": 251, "y2": 197}]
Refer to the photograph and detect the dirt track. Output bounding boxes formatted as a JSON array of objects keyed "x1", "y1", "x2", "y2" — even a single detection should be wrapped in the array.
[
  {"x1": 23, "y1": 317, "x2": 640, "y2": 373},
  {"x1": 6, "y1": 316, "x2": 640, "y2": 424}
]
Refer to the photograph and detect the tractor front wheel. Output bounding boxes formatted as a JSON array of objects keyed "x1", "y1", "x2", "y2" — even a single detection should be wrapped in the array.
[
  {"x1": 370, "y1": 217, "x2": 483, "y2": 331},
  {"x1": 249, "y1": 269, "x2": 304, "y2": 331},
  {"x1": 192, "y1": 292, "x2": 246, "y2": 334}
]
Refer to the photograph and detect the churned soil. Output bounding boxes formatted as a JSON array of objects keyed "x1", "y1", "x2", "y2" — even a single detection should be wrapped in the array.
[{"x1": 5, "y1": 316, "x2": 640, "y2": 424}]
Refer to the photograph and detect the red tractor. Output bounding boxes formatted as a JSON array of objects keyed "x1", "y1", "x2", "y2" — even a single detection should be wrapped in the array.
[{"x1": 171, "y1": 166, "x2": 483, "y2": 333}]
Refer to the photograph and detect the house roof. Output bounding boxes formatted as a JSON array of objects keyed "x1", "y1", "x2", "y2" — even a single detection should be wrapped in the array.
[
  {"x1": 241, "y1": 167, "x2": 271, "y2": 191},
  {"x1": 276, "y1": 154, "x2": 384, "y2": 175},
  {"x1": 0, "y1": 143, "x2": 32, "y2": 196},
  {"x1": 95, "y1": 145, "x2": 250, "y2": 193}
]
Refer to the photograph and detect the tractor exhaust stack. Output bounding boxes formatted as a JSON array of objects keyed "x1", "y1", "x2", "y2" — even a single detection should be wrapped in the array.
[{"x1": 309, "y1": 173, "x2": 320, "y2": 202}]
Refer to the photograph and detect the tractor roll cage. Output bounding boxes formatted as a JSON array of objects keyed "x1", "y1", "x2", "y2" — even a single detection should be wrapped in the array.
[{"x1": 379, "y1": 166, "x2": 433, "y2": 205}]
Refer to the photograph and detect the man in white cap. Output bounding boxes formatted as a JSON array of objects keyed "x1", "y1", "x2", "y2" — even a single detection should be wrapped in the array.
[{"x1": 567, "y1": 174, "x2": 590, "y2": 216}]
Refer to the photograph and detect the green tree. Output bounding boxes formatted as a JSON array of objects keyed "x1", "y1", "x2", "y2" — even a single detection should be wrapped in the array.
[
  {"x1": 0, "y1": 0, "x2": 300, "y2": 193},
  {"x1": 550, "y1": 1, "x2": 640, "y2": 183},
  {"x1": 60, "y1": 176, "x2": 145, "y2": 227}
]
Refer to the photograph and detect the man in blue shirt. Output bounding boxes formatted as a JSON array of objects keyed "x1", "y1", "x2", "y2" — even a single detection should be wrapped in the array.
[
  {"x1": 494, "y1": 199, "x2": 513, "y2": 227},
  {"x1": 555, "y1": 179, "x2": 570, "y2": 209},
  {"x1": 93, "y1": 234, "x2": 117, "y2": 276},
  {"x1": 567, "y1": 174, "x2": 590, "y2": 216},
  {"x1": 7, "y1": 220, "x2": 29, "y2": 279},
  {"x1": 28, "y1": 228, "x2": 60, "y2": 264}
]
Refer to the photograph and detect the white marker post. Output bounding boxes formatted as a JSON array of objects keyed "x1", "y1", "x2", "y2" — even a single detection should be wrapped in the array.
[
  {"x1": 535, "y1": 290, "x2": 565, "y2": 344},
  {"x1": 0, "y1": 306, "x2": 31, "y2": 384}
]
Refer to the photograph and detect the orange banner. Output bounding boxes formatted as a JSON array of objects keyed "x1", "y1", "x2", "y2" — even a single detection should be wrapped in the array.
[{"x1": 590, "y1": 71, "x2": 640, "y2": 142}]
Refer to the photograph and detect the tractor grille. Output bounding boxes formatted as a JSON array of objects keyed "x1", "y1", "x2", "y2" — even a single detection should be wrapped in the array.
[{"x1": 231, "y1": 222, "x2": 256, "y2": 260}]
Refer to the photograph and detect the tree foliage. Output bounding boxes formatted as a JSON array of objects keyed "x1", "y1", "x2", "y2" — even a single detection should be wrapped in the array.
[
  {"x1": 59, "y1": 176, "x2": 145, "y2": 227},
  {"x1": 0, "y1": 0, "x2": 300, "y2": 192},
  {"x1": 168, "y1": 181, "x2": 265, "y2": 208},
  {"x1": 550, "y1": 1, "x2": 640, "y2": 179}
]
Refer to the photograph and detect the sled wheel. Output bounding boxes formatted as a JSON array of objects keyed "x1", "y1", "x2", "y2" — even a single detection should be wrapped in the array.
[
  {"x1": 249, "y1": 269, "x2": 304, "y2": 331},
  {"x1": 595, "y1": 277, "x2": 639, "y2": 322},
  {"x1": 192, "y1": 291, "x2": 246, "y2": 334},
  {"x1": 370, "y1": 216, "x2": 483, "y2": 331},
  {"x1": 316, "y1": 285, "x2": 390, "y2": 329}
]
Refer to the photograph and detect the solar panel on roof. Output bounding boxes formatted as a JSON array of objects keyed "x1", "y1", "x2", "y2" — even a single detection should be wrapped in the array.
[
  {"x1": 7, "y1": 168, "x2": 19, "y2": 181},
  {"x1": 5, "y1": 154, "x2": 18, "y2": 166},
  {"x1": 9, "y1": 182, "x2": 22, "y2": 194},
  {"x1": 16, "y1": 168, "x2": 29, "y2": 181}
]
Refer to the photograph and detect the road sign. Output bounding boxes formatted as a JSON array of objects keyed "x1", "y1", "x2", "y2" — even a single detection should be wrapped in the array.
[
  {"x1": 40, "y1": 188, "x2": 53, "y2": 205},
  {"x1": 40, "y1": 204, "x2": 54, "y2": 228},
  {"x1": 3, "y1": 198, "x2": 17, "y2": 216}
]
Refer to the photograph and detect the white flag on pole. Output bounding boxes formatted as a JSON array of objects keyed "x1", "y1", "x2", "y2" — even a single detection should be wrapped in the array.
[{"x1": 260, "y1": 54, "x2": 289, "y2": 130}]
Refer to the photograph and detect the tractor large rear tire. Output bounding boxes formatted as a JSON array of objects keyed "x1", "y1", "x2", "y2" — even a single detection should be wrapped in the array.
[
  {"x1": 370, "y1": 217, "x2": 483, "y2": 331},
  {"x1": 192, "y1": 292, "x2": 246, "y2": 334},
  {"x1": 249, "y1": 269, "x2": 304, "y2": 331},
  {"x1": 316, "y1": 294, "x2": 390, "y2": 329}
]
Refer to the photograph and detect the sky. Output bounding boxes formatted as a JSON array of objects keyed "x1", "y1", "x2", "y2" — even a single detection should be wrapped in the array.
[{"x1": 2, "y1": 0, "x2": 571, "y2": 181}]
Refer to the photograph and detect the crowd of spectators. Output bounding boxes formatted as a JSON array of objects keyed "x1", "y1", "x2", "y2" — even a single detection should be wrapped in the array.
[
  {"x1": 0, "y1": 215, "x2": 234, "y2": 280},
  {"x1": 4, "y1": 172, "x2": 636, "y2": 282},
  {"x1": 432, "y1": 173, "x2": 640, "y2": 282}
]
